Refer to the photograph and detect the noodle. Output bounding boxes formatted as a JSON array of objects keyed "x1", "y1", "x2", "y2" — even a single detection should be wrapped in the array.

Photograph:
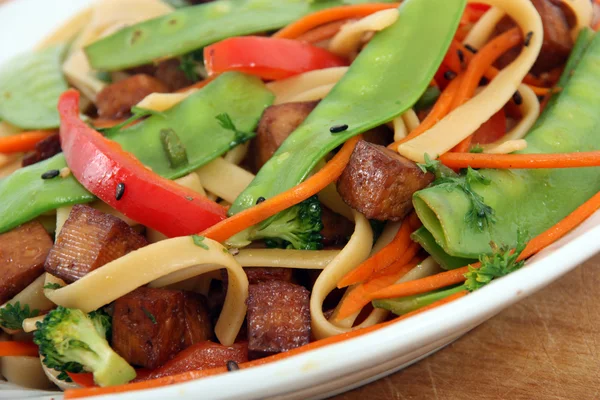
[
  {"x1": 224, "y1": 142, "x2": 250, "y2": 165},
  {"x1": 267, "y1": 67, "x2": 348, "y2": 105},
  {"x1": 0, "y1": 274, "x2": 54, "y2": 331},
  {"x1": 561, "y1": 0, "x2": 593, "y2": 41},
  {"x1": 397, "y1": 0, "x2": 543, "y2": 162},
  {"x1": 482, "y1": 138, "x2": 528, "y2": 154},
  {"x1": 286, "y1": 83, "x2": 337, "y2": 103},
  {"x1": 234, "y1": 249, "x2": 340, "y2": 269},
  {"x1": 463, "y1": 7, "x2": 506, "y2": 49},
  {"x1": 135, "y1": 90, "x2": 199, "y2": 112},
  {"x1": 45, "y1": 237, "x2": 248, "y2": 346},
  {"x1": 329, "y1": 9, "x2": 400, "y2": 58},
  {"x1": 195, "y1": 158, "x2": 254, "y2": 204},
  {"x1": 0, "y1": 356, "x2": 54, "y2": 390},
  {"x1": 392, "y1": 109, "x2": 420, "y2": 141},
  {"x1": 310, "y1": 211, "x2": 373, "y2": 339}
]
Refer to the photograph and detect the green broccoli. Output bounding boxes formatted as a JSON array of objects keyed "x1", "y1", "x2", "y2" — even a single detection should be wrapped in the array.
[
  {"x1": 34, "y1": 307, "x2": 135, "y2": 387},
  {"x1": 227, "y1": 195, "x2": 324, "y2": 250}
]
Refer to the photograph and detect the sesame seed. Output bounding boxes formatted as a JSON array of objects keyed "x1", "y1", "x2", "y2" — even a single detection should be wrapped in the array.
[
  {"x1": 444, "y1": 70, "x2": 457, "y2": 80},
  {"x1": 226, "y1": 360, "x2": 239, "y2": 371},
  {"x1": 329, "y1": 124, "x2": 349, "y2": 134},
  {"x1": 512, "y1": 91, "x2": 523, "y2": 105},
  {"x1": 41, "y1": 170, "x2": 60, "y2": 180},
  {"x1": 115, "y1": 183, "x2": 126, "y2": 201},
  {"x1": 256, "y1": 197, "x2": 266, "y2": 204},
  {"x1": 524, "y1": 31, "x2": 533, "y2": 47},
  {"x1": 457, "y1": 49, "x2": 465, "y2": 67},
  {"x1": 464, "y1": 44, "x2": 478, "y2": 53}
]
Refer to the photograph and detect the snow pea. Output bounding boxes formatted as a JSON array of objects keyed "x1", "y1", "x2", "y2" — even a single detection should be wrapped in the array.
[
  {"x1": 0, "y1": 72, "x2": 273, "y2": 233},
  {"x1": 0, "y1": 45, "x2": 68, "y2": 129},
  {"x1": 85, "y1": 0, "x2": 398, "y2": 71},
  {"x1": 229, "y1": 0, "x2": 466, "y2": 215},
  {"x1": 413, "y1": 29, "x2": 600, "y2": 259}
]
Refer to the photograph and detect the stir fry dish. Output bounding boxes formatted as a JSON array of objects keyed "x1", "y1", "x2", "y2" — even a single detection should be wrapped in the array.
[{"x1": 1, "y1": 0, "x2": 599, "y2": 396}]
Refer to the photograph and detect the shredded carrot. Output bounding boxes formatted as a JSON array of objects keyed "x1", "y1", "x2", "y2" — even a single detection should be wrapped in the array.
[
  {"x1": 388, "y1": 75, "x2": 463, "y2": 150},
  {"x1": 64, "y1": 289, "x2": 467, "y2": 399},
  {"x1": 0, "y1": 341, "x2": 39, "y2": 357},
  {"x1": 295, "y1": 19, "x2": 350, "y2": 43},
  {"x1": 335, "y1": 256, "x2": 423, "y2": 320},
  {"x1": 175, "y1": 74, "x2": 220, "y2": 93},
  {"x1": 202, "y1": 136, "x2": 361, "y2": 243},
  {"x1": 273, "y1": 3, "x2": 400, "y2": 40},
  {"x1": 337, "y1": 213, "x2": 420, "y2": 288},
  {"x1": 371, "y1": 189, "x2": 600, "y2": 300},
  {"x1": 450, "y1": 28, "x2": 522, "y2": 153},
  {"x1": 0, "y1": 130, "x2": 56, "y2": 154},
  {"x1": 439, "y1": 151, "x2": 600, "y2": 170}
]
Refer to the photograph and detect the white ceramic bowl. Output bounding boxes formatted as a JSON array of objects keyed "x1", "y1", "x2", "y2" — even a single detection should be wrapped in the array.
[{"x1": 1, "y1": 1, "x2": 599, "y2": 399}]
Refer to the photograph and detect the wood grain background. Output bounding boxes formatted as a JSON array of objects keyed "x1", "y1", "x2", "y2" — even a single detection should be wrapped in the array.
[{"x1": 335, "y1": 256, "x2": 600, "y2": 400}]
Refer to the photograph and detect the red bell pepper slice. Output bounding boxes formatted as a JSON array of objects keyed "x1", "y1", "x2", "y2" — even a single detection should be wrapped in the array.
[
  {"x1": 204, "y1": 36, "x2": 348, "y2": 81},
  {"x1": 472, "y1": 109, "x2": 506, "y2": 145},
  {"x1": 58, "y1": 89, "x2": 227, "y2": 238}
]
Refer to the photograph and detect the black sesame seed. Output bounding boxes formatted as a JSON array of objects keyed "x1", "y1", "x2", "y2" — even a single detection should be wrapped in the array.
[
  {"x1": 524, "y1": 31, "x2": 533, "y2": 47},
  {"x1": 479, "y1": 77, "x2": 490, "y2": 86},
  {"x1": 329, "y1": 124, "x2": 348, "y2": 134},
  {"x1": 226, "y1": 360, "x2": 239, "y2": 371},
  {"x1": 256, "y1": 196, "x2": 266, "y2": 204},
  {"x1": 41, "y1": 169, "x2": 60, "y2": 180},
  {"x1": 512, "y1": 91, "x2": 523, "y2": 105},
  {"x1": 464, "y1": 44, "x2": 478, "y2": 54},
  {"x1": 457, "y1": 49, "x2": 465, "y2": 66},
  {"x1": 115, "y1": 182, "x2": 126, "y2": 201},
  {"x1": 444, "y1": 70, "x2": 457, "y2": 81}
]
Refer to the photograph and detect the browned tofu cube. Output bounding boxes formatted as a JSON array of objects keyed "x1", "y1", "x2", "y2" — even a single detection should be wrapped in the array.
[
  {"x1": 320, "y1": 206, "x2": 354, "y2": 246},
  {"x1": 96, "y1": 74, "x2": 168, "y2": 119},
  {"x1": 0, "y1": 221, "x2": 53, "y2": 304},
  {"x1": 246, "y1": 281, "x2": 310, "y2": 359},
  {"x1": 44, "y1": 205, "x2": 147, "y2": 283},
  {"x1": 112, "y1": 287, "x2": 185, "y2": 369},
  {"x1": 245, "y1": 268, "x2": 293, "y2": 284},
  {"x1": 253, "y1": 101, "x2": 318, "y2": 170},
  {"x1": 182, "y1": 292, "x2": 213, "y2": 347},
  {"x1": 337, "y1": 140, "x2": 434, "y2": 221}
]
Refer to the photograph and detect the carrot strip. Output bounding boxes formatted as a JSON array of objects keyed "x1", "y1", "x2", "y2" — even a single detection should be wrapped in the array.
[
  {"x1": 64, "y1": 290, "x2": 467, "y2": 399},
  {"x1": 439, "y1": 151, "x2": 600, "y2": 170},
  {"x1": 295, "y1": 20, "x2": 350, "y2": 43},
  {"x1": 273, "y1": 3, "x2": 400, "y2": 40},
  {"x1": 175, "y1": 74, "x2": 220, "y2": 93},
  {"x1": 201, "y1": 136, "x2": 361, "y2": 243},
  {"x1": 335, "y1": 256, "x2": 423, "y2": 320},
  {"x1": 388, "y1": 75, "x2": 463, "y2": 150},
  {"x1": 0, "y1": 130, "x2": 56, "y2": 154},
  {"x1": 0, "y1": 341, "x2": 39, "y2": 357},
  {"x1": 371, "y1": 189, "x2": 600, "y2": 300}
]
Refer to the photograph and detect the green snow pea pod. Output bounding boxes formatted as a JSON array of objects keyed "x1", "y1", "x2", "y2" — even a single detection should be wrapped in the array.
[
  {"x1": 0, "y1": 45, "x2": 68, "y2": 129},
  {"x1": 0, "y1": 72, "x2": 273, "y2": 233},
  {"x1": 229, "y1": 0, "x2": 466, "y2": 215},
  {"x1": 85, "y1": 0, "x2": 398, "y2": 71},
  {"x1": 413, "y1": 29, "x2": 600, "y2": 259}
]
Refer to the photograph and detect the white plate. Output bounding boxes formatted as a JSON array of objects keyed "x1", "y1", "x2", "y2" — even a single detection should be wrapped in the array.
[{"x1": 1, "y1": 1, "x2": 599, "y2": 399}]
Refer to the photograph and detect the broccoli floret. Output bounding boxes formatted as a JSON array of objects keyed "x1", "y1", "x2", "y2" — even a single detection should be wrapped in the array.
[
  {"x1": 227, "y1": 195, "x2": 324, "y2": 250},
  {"x1": 34, "y1": 307, "x2": 135, "y2": 387}
]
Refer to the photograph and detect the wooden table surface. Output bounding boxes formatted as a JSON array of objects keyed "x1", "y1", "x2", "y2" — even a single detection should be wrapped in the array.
[{"x1": 334, "y1": 256, "x2": 600, "y2": 400}]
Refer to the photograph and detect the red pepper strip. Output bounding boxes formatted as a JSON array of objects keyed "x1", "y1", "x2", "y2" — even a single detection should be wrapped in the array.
[
  {"x1": 58, "y1": 90, "x2": 227, "y2": 238},
  {"x1": 67, "y1": 372, "x2": 96, "y2": 388},
  {"x1": 471, "y1": 109, "x2": 506, "y2": 145},
  {"x1": 204, "y1": 36, "x2": 348, "y2": 81}
]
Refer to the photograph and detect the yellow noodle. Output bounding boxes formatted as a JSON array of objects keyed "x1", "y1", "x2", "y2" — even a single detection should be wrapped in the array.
[
  {"x1": 310, "y1": 211, "x2": 373, "y2": 339},
  {"x1": 135, "y1": 90, "x2": 198, "y2": 112},
  {"x1": 45, "y1": 237, "x2": 248, "y2": 346},
  {"x1": 0, "y1": 274, "x2": 54, "y2": 324},
  {"x1": 55, "y1": 206, "x2": 73, "y2": 239},
  {"x1": 329, "y1": 9, "x2": 399, "y2": 58},
  {"x1": 287, "y1": 83, "x2": 336, "y2": 103},
  {"x1": 397, "y1": 0, "x2": 543, "y2": 162},
  {"x1": 317, "y1": 183, "x2": 354, "y2": 221},
  {"x1": 482, "y1": 139, "x2": 528, "y2": 154},
  {"x1": 561, "y1": 0, "x2": 593, "y2": 41},
  {"x1": 463, "y1": 6, "x2": 505, "y2": 49},
  {"x1": 402, "y1": 109, "x2": 420, "y2": 132},
  {"x1": 392, "y1": 115, "x2": 408, "y2": 141},
  {"x1": 22, "y1": 315, "x2": 46, "y2": 333},
  {"x1": 195, "y1": 158, "x2": 254, "y2": 204},
  {"x1": 224, "y1": 142, "x2": 250, "y2": 165},
  {"x1": 234, "y1": 249, "x2": 340, "y2": 269},
  {"x1": 267, "y1": 67, "x2": 348, "y2": 105},
  {"x1": 0, "y1": 356, "x2": 53, "y2": 390}
]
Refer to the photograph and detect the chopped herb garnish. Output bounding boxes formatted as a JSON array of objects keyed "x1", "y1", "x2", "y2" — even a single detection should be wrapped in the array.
[
  {"x1": 142, "y1": 307, "x2": 157, "y2": 325},
  {"x1": 115, "y1": 182, "x2": 126, "y2": 201},
  {"x1": 41, "y1": 169, "x2": 60, "y2": 180},
  {"x1": 464, "y1": 231, "x2": 527, "y2": 291},
  {"x1": 216, "y1": 113, "x2": 255, "y2": 147},
  {"x1": 95, "y1": 71, "x2": 112, "y2": 83},
  {"x1": 160, "y1": 128, "x2": 189, "y2": 168},
  {"x1": 329, "y1": 124, "x2": 349, "y2": 134},
  {"x1": 418, "y1": 154, "x2": 496, "y2": 231},
  {"x1": 0, "y1": 302, "x2": 40, "y2": 330},
  {"x1": 44, "y1": 283, "x2": 62, "y2": 290},
  {"x1": 179, "y1": 53, "x2": 200, "y2": 82},
  {"x1": 192, "y1": 234, "x2": 210, "y2": 250},
  {"x1": 222, "y1": 248, "x2": 229, "y2": 254},
  {"x1": 469, "y1": 144, "x2": 484, "y2": 153}
]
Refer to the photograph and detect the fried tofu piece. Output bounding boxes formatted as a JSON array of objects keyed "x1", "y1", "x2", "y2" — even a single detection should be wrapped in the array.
[
  {"x1": 320, "y1": 206, "x2": 354, "y2": 246},
  {"x1": 253, "y1": 101, "x2": 318, "y2": 170},
  {"x1": 0, "y1": 221, "x2": 53, "y2": 304},
  {"x1": 337, "y1": 140, "x2": 433, "y2": 221},
  {"x1": 22, "y1": 134, "x2": 61, "y2": 167},
  {"x1": 245, "y1": 268, "x2": 293, "y2": 284},
  {"x1": 140, "y1": 341, "x2": 248, "y2": 381},
  {"x1": 246, "y1": 281, "x2": 310, "y2": 359},
  {"x1": 44, "y1": 205, "x2": 147, "y2": 283},
  {"x1": 112, "y1": 287, "x2": 213, "y2": 369},
  {"x1": 96, "y1": 74, "x2": 168, "y2": 119}
]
